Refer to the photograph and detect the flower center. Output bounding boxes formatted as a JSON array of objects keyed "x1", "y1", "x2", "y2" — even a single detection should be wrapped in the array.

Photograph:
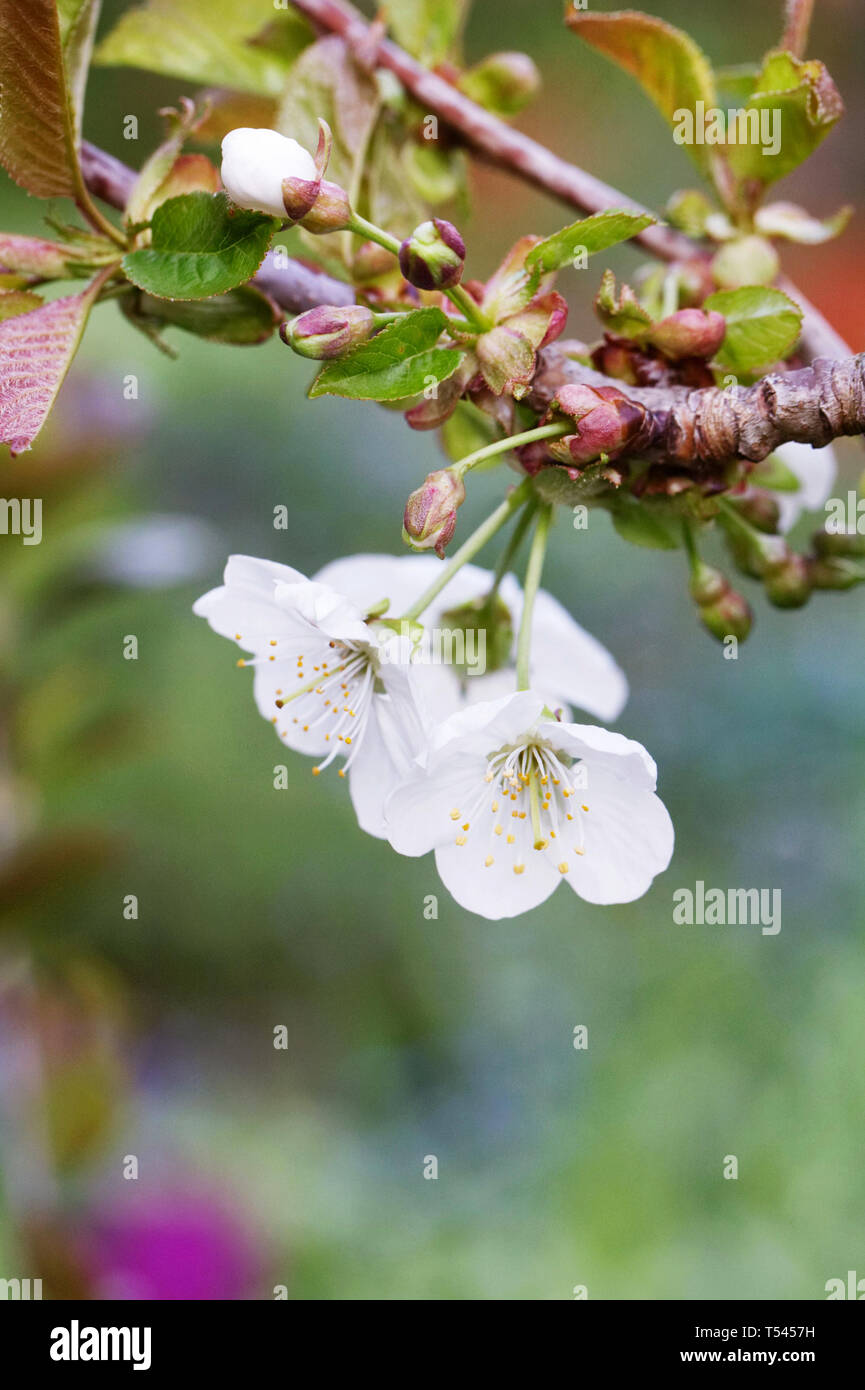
[
  {"x1": 448, "y1": 738, "x2": 590, "y2": 876},
  {"x1": 239, "y1": 636, "x2": 378, "y2": 776}
]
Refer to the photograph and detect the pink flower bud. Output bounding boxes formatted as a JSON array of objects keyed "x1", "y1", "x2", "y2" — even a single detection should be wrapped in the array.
[
  {"x1": 402, "y1": 469, "x2": 466, "y2": 558},
  {"x1": 299, "y1": 180, "x2": 352, "y2": 233},
  {"x1": 399, "y1": 219, "x2": 466, "y2": 291},
  {"x1": 648, "y1": 309, "x2": 726, "y2": 362},
  {"x1": 551, "y1": 383, "x2": 649, "y2": 466},
  {"x1": 281, "y1": 305, "x2": 375, "y2": 359}
]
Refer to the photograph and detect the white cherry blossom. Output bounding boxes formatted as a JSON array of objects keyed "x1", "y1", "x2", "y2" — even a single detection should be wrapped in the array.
[
  {"x1": 220, "y1": 128, "x2": 317, "y2": 218},
  {"x1": 384, "y1": 690, "x2": 674, "y2": 920},
  {"x1": 193, "y1": 556, "x2": 424, "y2": 837}
]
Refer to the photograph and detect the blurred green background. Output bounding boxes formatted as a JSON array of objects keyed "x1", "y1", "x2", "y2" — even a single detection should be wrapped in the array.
[{"x1": 0, "y1": 0, "x2": 864, "y2": 1299}]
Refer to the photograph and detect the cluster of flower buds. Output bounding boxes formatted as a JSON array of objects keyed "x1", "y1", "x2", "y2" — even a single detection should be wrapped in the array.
[
  {"x1": 546, "y1": 383, "x2": 652, "y2": 469},
  {"x1": 688, "y1": 559, "x2": 753, "y2": 642},
  {"x1": 281, "y1": 305, "x2": 375, "y2": 359},
  {"x1": 402, "y1": 468, "x2": 466, "y2": 557},
  {"x1": 720, "y1": 502, "x2": 812, "y2": 608},
  {"x1": 398, "y1": 219, "x2": 466, "y2": 291},
  {"x1": 221, "y1": 122, "x2": 351, "y2": 232},
  {"x1": 591, "y1": 272, "x2": 727, "y2": 389}
]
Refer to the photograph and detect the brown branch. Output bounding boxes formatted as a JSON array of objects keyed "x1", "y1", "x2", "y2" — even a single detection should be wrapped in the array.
[
  {"x1": 77, "y1": 135, "x2": 864, "y2": 467},
  {"x1": 782, "y1": 0, "x2": 816, "y2": 58},
  {"x1": 286, "y1": 0, "x2": 851, "y2": 363},
  {"x1": 530, "y1": 343, "x2": 865, "y2": 467},
  {"x1": 79, "y1": 141, "x2": 355, "y2": 316}
]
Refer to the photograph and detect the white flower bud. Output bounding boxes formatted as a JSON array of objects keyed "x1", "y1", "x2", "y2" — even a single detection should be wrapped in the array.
[{"x1": 220, "y1": 128, "x2": 317, "y2": 218}]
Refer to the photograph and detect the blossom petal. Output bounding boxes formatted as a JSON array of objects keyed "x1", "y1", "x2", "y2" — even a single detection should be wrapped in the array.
[
  {"x1": 434, "y1": 832, "x2": 560, "y2": 919},
  {"x1": 560, "y1": 771, "x2": 674, "y2": 905}
]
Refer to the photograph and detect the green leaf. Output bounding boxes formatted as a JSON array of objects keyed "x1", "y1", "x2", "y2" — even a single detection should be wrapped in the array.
[
  {"x1": 388, "y1": 0, "x2": 466, "y2": 67},
  {"x1": 609, "y1": 496, "x2": 680, "y2": 550},
  {"x1": 95, "y1": 0, "x2": 309, "y2": 96},
  {"x1": 122, "y1": 193, "x2": 278, "y2": 301},
  {"x1": 309, "y1": 308, "x2": 463, "y2": 401},
  {"x1": 525, "y1": 210, "x2": 656, "y2": 276},
  {"x1": 704, "y1": 286, "x2": 802, "y2": 372},
  {"x1": 567, "y1": 9, "x2": 718, "y2": 173},
  {"x1": 0, "y1": 0, "x2": 88, "y2": 199},
  {"x1": 132, "y1": 285, "x2": 278, "y2": 345},
  {"x1": 722, "y1": 51, "x2": 843, "y2": 187}
]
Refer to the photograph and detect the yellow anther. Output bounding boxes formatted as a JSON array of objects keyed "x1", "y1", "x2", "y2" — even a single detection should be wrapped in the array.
[
  {"x1": 494, "y1": 825, "x2": 503, "y2": 836},
  {"x1": 581, "y1": 804, "x2": 589, "y2": 812},
  {"x1": 450, "y1": 809, "x2": 460, "y2": 821},
  {"x1": 558, "y1": 862, "x2": 569, "y2": 874},
  {"x1": 513, "y1": 864, "x2": 525, "y2": 875},
  {"x1": 485, "y1": 856, "x2": 494, "y2": 867},
  {"x1": 455, "y1": 835, "x2": 467, "y2": 846},
  {"x1": 507, "y1": 833, "x2": 515, "y2": 844}
]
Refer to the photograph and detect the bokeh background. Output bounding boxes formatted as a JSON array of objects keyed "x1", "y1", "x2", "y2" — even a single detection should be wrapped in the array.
[{"x1": 1, "y1": 0, "x2": 864, "y2": 1299}]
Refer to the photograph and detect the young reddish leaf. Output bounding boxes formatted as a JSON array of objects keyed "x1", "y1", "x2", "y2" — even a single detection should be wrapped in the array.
[
  {"x1": 0, "y1": 233, "x2": 83, "y2": 283},
  {"x1": 567, "y1": 10, "x2": 718, "y2": 174},
  {"x1": 0, "y1": 0, "x2": 89, "y2": 199},
  {"x1": 0, "y1": 271, "x2": 106, "y2": 455},
  {"x1": 57, "y1": 0, "x2": 102, "y2": 137}
]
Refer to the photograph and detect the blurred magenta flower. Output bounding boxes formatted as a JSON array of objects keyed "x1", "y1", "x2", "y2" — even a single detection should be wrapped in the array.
[{"x1": 82, "y1": 1189, "x2": 265, "y2": 1300}]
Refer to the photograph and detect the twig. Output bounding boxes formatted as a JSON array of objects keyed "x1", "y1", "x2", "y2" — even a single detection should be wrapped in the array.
[
  {"x1": 285, "y1": 0, "x2": 850, "y2": 362},
  {"x1": 530, "y1": 343, "x2": 865, "y2": 467},
  {"x1": 781, "y1": 0, "x2": 816, "y2": 58}
]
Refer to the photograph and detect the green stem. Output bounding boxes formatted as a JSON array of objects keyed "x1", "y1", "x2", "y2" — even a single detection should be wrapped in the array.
[
  {"x1": 402, "y1": 478, "x2": 535, "y2": 622},
  {"x1": 715, "y1": 497, "x2": 754, "y2": 541},
  {"x1": 516, "y1": 503, "x2": 553, "y2": 691},
  {"x1": 681, "y1": 518, "x2": 699, "y2": 572},
  {"x1": 489, "y1": 497, "x2": 538, "y2": 599},
  {"x1": 348, "y1": 211, "x2": 401, "y2": 257},
  {"x1": 451, "y1": 422, "x2": 567, "y2": 480},
  {"x1": 445, "y1": 282, "x2": 490, "y2": 332},
  {"x1": 347, "y1": 211, "x2": 489, "y2": 333},
  {"x1": 76, "y1": 195, "x2": 126, "y2": 250}
]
